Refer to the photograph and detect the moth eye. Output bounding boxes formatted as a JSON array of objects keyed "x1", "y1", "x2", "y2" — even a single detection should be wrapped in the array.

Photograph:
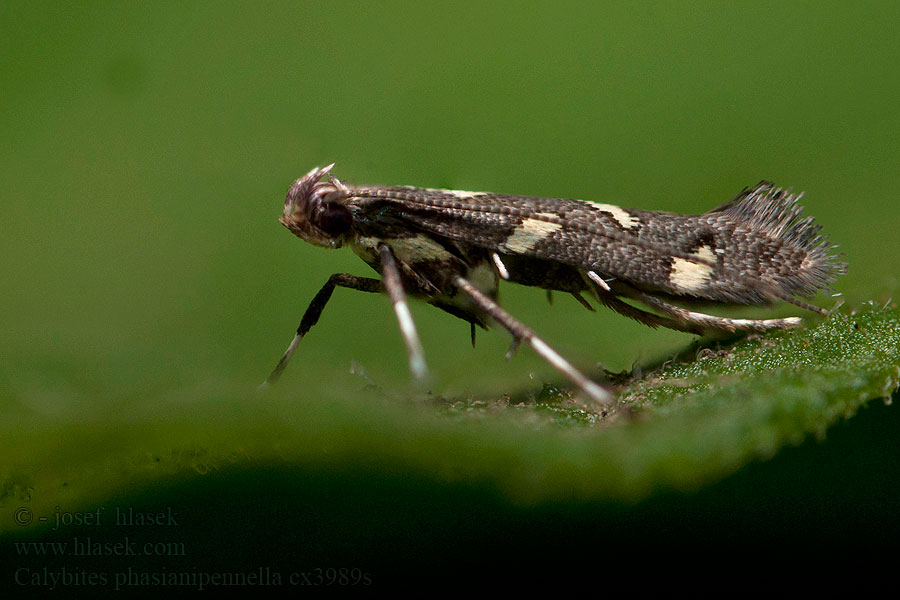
[{"x1": 316, "y1": 202, "x2": 353, "y2": 237}]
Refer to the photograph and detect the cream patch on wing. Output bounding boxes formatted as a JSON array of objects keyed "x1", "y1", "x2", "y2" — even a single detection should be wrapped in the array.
[
  {"x1": 440, "y1": 189, "x2": 488, "y2": 199},
  {"x1": 585, "y1": 201, "x2": 641, "y2": 230},
  {"x1": 502, "y1": 213, "x2": 563, "y2": 253},
  {"x1": 670, "y1": 244, "x2": 717, "y2": 293}
]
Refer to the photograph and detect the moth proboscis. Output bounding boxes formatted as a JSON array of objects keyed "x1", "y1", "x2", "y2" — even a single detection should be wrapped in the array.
[{"x1": 262, "y1": 164, "x2": 846, "y2": 406}]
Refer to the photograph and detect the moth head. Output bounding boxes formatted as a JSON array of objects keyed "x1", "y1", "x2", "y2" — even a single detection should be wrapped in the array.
[{"x1": 280, "y1": 164, "x2": 354, "y2": 248}]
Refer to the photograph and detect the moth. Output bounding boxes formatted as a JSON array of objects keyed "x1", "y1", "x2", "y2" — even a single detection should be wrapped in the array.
[{"x1": 263, "y1": 164, "x2": 845, "y2": 405}]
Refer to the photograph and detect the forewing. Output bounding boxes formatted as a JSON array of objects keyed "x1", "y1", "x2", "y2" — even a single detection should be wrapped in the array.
[
  {"x1": 348, "y1": 186, "x2": 704, "y2": 296},
  {"x1": 347, "y1": 184, "x2": 844, "y2": 306}
]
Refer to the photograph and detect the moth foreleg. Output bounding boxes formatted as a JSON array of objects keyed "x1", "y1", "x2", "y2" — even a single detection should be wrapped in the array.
[
  {"x1": 631, "y1": 289, "x2": 803, "y2": 333},
  {"x1": 262, "y1": 273, "x2": 382, "y2": 387},
  {"x1": 378, "y1": 244, "x2": 430, "y2": 384},
  {"x1": 451, "y1": 275, "x2": 612, "y2": 406}
]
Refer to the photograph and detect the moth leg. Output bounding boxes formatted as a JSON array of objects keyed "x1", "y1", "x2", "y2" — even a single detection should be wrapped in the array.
[
  {"x1": 491, "y1": 252, "x2": 510, "y2": 280},
  {"x1": 631, "y1": 289, "x2": 803, "y2": 333},
  {"x1": 452, "y1": 275, "x2": 612, "y2": 406},
  {"x1": 586, "y1": 270, "x2": 611, "y2": 292},
  {"x1": 596, "y1": 291, "x2": 705, "y2": 335},
  {"x1": 506, "y1": 336, "x2": 522, "y2": 361},
  {"x1": 570, "y1": 292, "x2": 595, "y2": 312},
  {"x1": 580, "y1": 271, "x2": 700, "y2": 333},
  {"x1": 378, "y1": 244, "x2": 430, "y2": 384},
  {"x1": 262, "y1": 274, "x2": 382, "y2": 387}
]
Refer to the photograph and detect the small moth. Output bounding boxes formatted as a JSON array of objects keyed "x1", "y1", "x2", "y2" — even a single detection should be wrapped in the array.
[{"x1": 263, "y1": 165, "x2": 845, "y2": 405}]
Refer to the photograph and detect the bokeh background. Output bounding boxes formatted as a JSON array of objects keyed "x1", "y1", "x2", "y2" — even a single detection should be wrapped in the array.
[{"x1": 3, "y1": 1, "x2": 899, "y2": 587}]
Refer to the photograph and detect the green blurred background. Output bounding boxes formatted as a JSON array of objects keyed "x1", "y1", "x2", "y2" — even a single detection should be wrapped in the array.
[{"x1": 3, "y1": 0, "x2": 899, "y2": 587}]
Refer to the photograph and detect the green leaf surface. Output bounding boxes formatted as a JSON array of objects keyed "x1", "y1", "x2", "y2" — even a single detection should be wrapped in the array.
[{"x1": 3, "y1": 303, "x2": 897, "y2": 537}]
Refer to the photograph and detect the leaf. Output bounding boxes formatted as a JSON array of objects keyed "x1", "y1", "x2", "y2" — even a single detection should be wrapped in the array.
[{"x1": 1, "y1": 303, "x2": 898, "y2": 536}]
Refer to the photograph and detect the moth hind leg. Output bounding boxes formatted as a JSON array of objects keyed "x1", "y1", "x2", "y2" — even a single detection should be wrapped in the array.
[
  {"x1": 629, "y1": 289, "x2": 804, "y2": 333},
  {"x1": 595, "y1": 291, "x2": 706, "y2": 335},
  {"x1": 451, "y1": 274, "x2": 612, "y2": 406},
  {"x1": 582, "y1": 271, "x2": 704, "y2": 334}
]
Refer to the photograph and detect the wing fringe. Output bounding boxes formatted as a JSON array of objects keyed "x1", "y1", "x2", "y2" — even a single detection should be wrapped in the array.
[{"x1": 711, "y1": 182, "x2": 847, "y2": 298}]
